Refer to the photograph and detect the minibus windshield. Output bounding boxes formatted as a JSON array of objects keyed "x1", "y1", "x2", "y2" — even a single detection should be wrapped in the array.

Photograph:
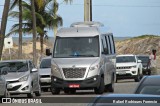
[{"x1": 53, "y1": 36, "x2": 99, "y2": 58}]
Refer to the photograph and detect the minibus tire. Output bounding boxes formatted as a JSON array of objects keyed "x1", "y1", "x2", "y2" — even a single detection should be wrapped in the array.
[
  {"x1": 94, "y1": 77, "x2": 104, "y2": 94},
  {"x1": 106, "y1": 83, "x2": 114, "y2": 92},
  {"x1": 51, "y1": 87, "x2": 60, "y2": 94}
]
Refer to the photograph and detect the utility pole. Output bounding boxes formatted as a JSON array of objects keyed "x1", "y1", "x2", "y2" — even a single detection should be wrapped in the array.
[{"x1": 84, "y1": 0, "x2": 92, "y2": 22}]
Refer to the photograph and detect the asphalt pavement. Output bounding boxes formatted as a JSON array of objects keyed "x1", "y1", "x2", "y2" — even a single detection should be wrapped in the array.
[{"x1": 1, "y1": 79, "x2": 138, "y2": 106}]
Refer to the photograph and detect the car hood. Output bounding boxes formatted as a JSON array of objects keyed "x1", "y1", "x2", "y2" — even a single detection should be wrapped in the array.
[
  {"x1": 116, "y1": 63, "x2": 137, "y2": 67},
  {"x1": 39, "y1": 68, "x2": 51, "y2": 75},
  {"x1": 52, "y1": 57, "x2": 99, "y2": 68},
  {"x1": 4, "y1": 71, "x2": 29, "y2": 81}
]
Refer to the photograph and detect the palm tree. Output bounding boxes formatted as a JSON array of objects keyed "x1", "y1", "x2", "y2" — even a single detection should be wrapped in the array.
[
  {"x1": 8, "y1": 0, "x2": 63, "y2": 55},
  {"x1": 10, "y1": 0, "x2": 23, "y2": 59},
  {"x1": 0, "y1": 0, "x2": 10, "y2": 59},
  {"x1": 53, "y1": 0, "x2": 72, "y2": 37},
  {"x1": 31, "y1": 0, "x2": 37, "y2": 65}
]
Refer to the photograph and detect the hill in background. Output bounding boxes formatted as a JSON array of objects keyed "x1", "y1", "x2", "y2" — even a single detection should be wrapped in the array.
[
  {"x1": 116, "y1": 35, "x2": 160, "y2": 56},
  {"x1": 2, "y1": 35, "x2": 160, "y2": 66}
]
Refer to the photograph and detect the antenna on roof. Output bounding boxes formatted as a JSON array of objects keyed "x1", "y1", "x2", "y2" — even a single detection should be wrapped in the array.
[{"x1": 70, "y1": 22, "x2": 104, "y2": 27}]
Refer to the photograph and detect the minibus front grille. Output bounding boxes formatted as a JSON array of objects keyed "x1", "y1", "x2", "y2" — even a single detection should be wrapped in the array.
[{"x1": 63, "y1": 68, "x2": 86, "y2": 78}]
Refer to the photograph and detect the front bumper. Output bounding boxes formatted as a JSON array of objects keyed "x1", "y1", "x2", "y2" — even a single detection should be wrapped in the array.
[
  {"x1": 116, "y1": 69, "x2": 138, "y2": 79},
  {"x1": 40, "y1": 77, "x2": 51, "y2": 88},
  {"x1": 51, "y1": 75, "x2": 101, "y2": 89},
  {"x1": 7, "y1": 80, "x2": 31, "y2": 94}
]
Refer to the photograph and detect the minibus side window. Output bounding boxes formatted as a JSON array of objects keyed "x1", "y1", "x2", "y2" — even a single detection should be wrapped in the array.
[
  {"x1": 105, "y1": 36, "x2": 111, "y2": 54},
  {"x1": 102, "y1": 35, "x2": 109, "y2": 55},
  {"x1": 101, "y1": 39, "x2": 104, "y2": 53},
  {"x1": 109, "y1": 35, "x2": 115, "y2": 54}
]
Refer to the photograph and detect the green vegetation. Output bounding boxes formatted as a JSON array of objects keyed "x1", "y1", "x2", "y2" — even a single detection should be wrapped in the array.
[
  {"x1": 132, "y1": 35, "x2": 160, "y2": 39},
  {"x1": 8, "y1": 0, "x2": 63, "y2": 54}
]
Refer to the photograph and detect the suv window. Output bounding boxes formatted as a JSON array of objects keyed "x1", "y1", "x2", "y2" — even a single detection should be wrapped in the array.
[
  {"x1": 40, "y1": 58, "x2": 51, "y2": 68},
  {"x1": 29, "y1": 61, "x2": 35, "y2": 70}
]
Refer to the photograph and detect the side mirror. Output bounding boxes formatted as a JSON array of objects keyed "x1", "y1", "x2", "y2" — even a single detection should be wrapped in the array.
[
  {"x1": 32, "y1": 68, "x2": 38, "y2": 72},
  {"x1": 102, "y1": 48, "x2": 108, "y2": 55},
  {"x1": 138, "y1": 60, "x2": 142, "y2": 63},
  {"x1": 0, "y1": 67, "x2": 9, "y2": 75},
  {"x1": 46, "y1": 49, "x2": 52, "y2": 56}
]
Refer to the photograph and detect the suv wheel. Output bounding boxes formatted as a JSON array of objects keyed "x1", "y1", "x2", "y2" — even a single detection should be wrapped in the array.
[
  {"x1": 51, "y1": 85, "x2": 60, "y2": 94},
  {"x1": 94, "y1": 77, "x2": 104, "y2": 94},
  {"x1": 42, "y1": 88, "x2": 48, "y2": 92},
  {"x1": 135, "y1": 71, "x2": 140, "y2": 82}
]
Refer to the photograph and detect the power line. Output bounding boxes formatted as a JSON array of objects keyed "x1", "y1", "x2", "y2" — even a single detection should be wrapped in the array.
[{"x1": 60, "y1": 3, "x2": 160, "y2": 7}]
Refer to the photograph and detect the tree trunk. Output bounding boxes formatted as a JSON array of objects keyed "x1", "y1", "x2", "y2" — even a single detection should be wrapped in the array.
[
  {"x1": 40, "y1": 34, "x2": 44, "y2": 55},
  {"x1": 0, "y1": 0, "x2": 10, "y2": 60},
  {"x1": 31, "y1": 0, "x2": 37, "y2": 65},
  {"x1": 53, "y1": 26, "x2": 57, "y2": 37},
  {"x1": 53, "y1": 0, "x2": 58, "y2": 37},
  {"x1": 18, "y1": 0, "x2": 23, "y2": 59}
]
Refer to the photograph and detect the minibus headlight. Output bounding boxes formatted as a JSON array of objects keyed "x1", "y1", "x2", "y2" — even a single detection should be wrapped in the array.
[
  {"x1": 19, "y1": 75, "x2": 29, "y2": 82},
  {"x1": 52, "y1": 64, "x2": 59, "y2": 72},
  {"x1": 89, "y1": 65, "x2": 99, "y2": 71}
]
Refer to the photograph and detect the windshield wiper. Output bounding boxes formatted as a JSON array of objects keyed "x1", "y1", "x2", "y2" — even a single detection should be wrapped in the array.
[{"x1": 69, "y1": 55, "x2": 95, "y2": 57}]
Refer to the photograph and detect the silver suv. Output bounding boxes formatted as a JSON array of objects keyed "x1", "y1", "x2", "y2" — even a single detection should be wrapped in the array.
[
  {"x1": 0, "y1": 60, "x2": 41, "y2": 98},
  {"x1": 39, "y1": 57, "x2": 51, "y2": 92},
  {"x1": 0, "y1": 67, "x2": 9, "y2": 97}
]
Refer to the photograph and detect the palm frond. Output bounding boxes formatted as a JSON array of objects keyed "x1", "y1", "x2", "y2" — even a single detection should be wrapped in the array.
[
  {"x1": 9, "y1": 11, "x2": 19, "y2": 19},
  {"x1": 10, "y1": 0, "x2": 18, "y2": 10},
  {"x1": 22, "y1": 1, "x2": 32, "y2": 10}
]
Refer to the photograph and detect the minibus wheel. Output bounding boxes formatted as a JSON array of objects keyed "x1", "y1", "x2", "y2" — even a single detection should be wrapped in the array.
[
  {"x1": 51, "y1": 87, "x2": 60, "y2": 94},
  {"x1": 94, "y1": 77, "x2": 104, "y2": 94},
  {"x1": 105, "y1": 83, "x2": 114, "y2": 92}
]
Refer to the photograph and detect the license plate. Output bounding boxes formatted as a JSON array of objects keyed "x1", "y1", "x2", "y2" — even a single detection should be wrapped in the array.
[
  {"x1": 69, "y1": 84, "x2": 80, "y2": 88},
  {"x1": 118, "y1": 71, "x2": 126, "y2": 75}
]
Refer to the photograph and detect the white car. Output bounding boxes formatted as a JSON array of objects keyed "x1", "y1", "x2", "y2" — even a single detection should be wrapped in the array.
[
  {"x1": 116, "y1": 55, "x2": 143, "y2": 82},
  {"x1": 39, "y1": 57, "x2": 51, "y2": 92}
]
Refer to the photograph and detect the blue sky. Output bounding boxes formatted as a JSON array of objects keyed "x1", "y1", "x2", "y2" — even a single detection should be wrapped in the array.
[{"x1": 0, "y1": 0, "x2": 160, "y2": 37}]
